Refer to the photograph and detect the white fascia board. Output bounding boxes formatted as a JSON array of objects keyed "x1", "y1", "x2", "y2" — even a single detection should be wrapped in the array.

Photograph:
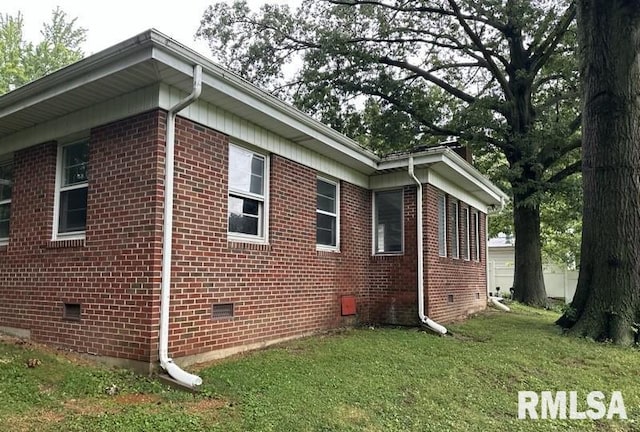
[{"x1": 149, "y1": 42, "x2": 379, "y2": 174}]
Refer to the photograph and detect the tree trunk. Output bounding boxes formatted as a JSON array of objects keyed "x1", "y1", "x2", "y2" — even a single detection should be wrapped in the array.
[
  {"x1": 556, "y1": 0, "x2": 640, "y2": 344},
  {"x1": 512, "y1": 199, "x2": 547, "y2": 307}
]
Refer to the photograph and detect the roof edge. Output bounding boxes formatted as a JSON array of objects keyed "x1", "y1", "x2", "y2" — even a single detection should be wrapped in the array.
[{"x1": 378, "y1": 146, "x2": 509, "y2": 204}]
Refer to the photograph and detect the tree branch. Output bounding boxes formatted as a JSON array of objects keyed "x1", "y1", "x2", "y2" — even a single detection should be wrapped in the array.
[
  {"x1": 545, "y1": 159, "x2": 581, "y2": 185},
  {"x1": 379, "y1": 56, "x2": 477, "y2": 104},
  {"x1": 446, "y1": 0, "x2": 514, "y2": 101},
  {"x1": 539, "y1": 137, "x2": 581, "y2": 168},
  {"x1": 333, "y1": 77, "x2": 505, "y2": 147},
  {"x1": 326, "y1": 0, "x2": 507, "y2": 31},
  {"x1": 530, "y1": 1, "x2": 577, "y2": 75}
]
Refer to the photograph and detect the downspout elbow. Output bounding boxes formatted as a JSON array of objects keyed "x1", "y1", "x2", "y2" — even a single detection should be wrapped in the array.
[{"x1": 489, "y1": 295, "x2": 511, "y2": 312}]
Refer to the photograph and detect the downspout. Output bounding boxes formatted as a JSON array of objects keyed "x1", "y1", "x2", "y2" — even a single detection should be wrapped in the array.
[
  {"x1": 159, "y1": 64, "x2": 203, "y2": 388},
  {"x1": 408, "y1": 158, "x2": 447, "y2": 335}
]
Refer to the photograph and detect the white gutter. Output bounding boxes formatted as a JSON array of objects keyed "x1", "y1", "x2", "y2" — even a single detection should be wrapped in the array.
[
  {"x1": 408, "y1": 157, "x2": 447, "y2": 335},
  {"x1": 159, "y1": 64, "x2": 203, "y2": 388}
]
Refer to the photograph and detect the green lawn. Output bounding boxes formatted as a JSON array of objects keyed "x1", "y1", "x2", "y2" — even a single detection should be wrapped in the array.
[{"x1": 1, "y1": 305, "x2": 638, "y2": 431}]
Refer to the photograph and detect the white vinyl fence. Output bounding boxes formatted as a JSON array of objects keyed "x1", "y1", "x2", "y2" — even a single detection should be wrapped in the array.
[{"x1": 488, "y1": 255, "x2": 578, "y2": 303}]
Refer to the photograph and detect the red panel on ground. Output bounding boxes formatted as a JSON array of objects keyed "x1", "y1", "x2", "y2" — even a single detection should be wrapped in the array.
[{"x1": 341, "y1": 296, "x2": 357, "y2": 316}]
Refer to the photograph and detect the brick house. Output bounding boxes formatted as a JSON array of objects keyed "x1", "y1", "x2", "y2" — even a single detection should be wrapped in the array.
[{"x1": 0, "y1": 30, "x2": 506, "y2": 386}]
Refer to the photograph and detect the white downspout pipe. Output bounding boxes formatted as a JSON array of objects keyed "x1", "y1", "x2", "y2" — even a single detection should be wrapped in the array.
[
  {"x1": 489, "y1": 295, "x2": 511, "y2": 312},
  {"x1": 159, "y1": 64, "x2": 203, "y2": 388},
  {"x1": 408, "y1": 158, "x2": 447, "y2": 335}
]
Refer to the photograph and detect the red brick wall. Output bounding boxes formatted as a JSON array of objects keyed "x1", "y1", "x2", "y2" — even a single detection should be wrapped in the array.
[
  {"x1": 424, "y1": 184, "x2": 487, "y2": 322},
  {"x1": 367, "y1": 184, "x2": 487, "y2": 326},
  {"x1": 368, "y1": 186, "x2": 418, "y2": 325},
  {"x1": 0, "y1": 110, "x2": 488, "y2": 365},
  {"x1": 168, "y1": 117, "x2": 371, "y2": 358},
  {"x1": 0, "y1": 110, "x2": 165, "y2": 363}
]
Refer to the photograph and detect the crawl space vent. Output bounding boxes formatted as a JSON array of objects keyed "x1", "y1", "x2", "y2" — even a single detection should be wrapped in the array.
[
  {"x1": 63, "y1": 303, "x2": 81, "y2": 320},
  {"x1": 212, "y1": 303, "x2": 234, "y2": 319}
]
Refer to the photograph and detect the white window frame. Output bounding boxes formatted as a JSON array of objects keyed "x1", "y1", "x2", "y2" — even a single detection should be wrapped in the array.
[
  {"x1": 316, "y1": 176, "x2": 340, "y2": 251},
  {"x1": 0, "y1": 158, "x2": 12, "y2": 245},
  {"x1": 372, "y1": 189, "x2": 404, "y2": 255},
  {"x1": 53, "y1": 140, "x2": 89, "y2": 240},
  {"x1": 451, "y1": 200, "x2": 460, "y2": 259},
  {"x1": 474, "y1": 212, "x2": 481, "y2": 261},
  {"x1": 227, "y1": 143, "x2": 269, "y2": 244},
  {"x1": 438, "y1": 194, "x2": 447, "y2": 257},
  {"x1": 463, "y1": 207, "x2": 470, "y2": 261}
]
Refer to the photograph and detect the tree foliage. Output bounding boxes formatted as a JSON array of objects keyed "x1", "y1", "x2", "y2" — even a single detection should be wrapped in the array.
[
  {"x1": 198, "y1": 0, "x2": 582, "y2": 306},
  {"x1": 0, "y1": 7, "x2": 86, "y2": 94}
]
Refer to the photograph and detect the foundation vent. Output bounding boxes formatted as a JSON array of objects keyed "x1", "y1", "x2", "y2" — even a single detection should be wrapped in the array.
[
  {"x1": 212, "y1": 303, "x2": 234, "y2": 319},
  {"x1": 63, "y1": 303, "x2": 81, "y2": 320}
]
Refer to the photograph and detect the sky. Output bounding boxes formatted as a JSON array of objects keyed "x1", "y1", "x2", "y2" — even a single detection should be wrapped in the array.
[{"x1": 4, "y1": 0, "x2": 301, "y2": 58}]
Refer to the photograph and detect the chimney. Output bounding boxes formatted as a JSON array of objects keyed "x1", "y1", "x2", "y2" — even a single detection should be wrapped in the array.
[{"x1": 444, "y1": 142, "x2": 473, "y2": 164}]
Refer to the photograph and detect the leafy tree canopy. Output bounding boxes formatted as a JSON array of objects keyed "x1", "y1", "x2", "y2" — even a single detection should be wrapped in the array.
[
  {"x1": 0, "y1": 7, "x2": 86, "y2": 94},
  {"x1": 198, "y1": 0, "x2": 582, "y2": 305}
]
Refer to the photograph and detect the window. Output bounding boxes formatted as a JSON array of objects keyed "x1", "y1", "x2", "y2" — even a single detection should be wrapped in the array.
[
  {"x1": 463, "y1": 207, "x2": 470, "y2": 260},
  {"x1": 374, "y1": 189, "x2": 403, "y2": 254},
  {"x1": 0, "y1": 160, "x2": 12, "y2": 243},
  {"x1": 451, "y1": 200, "x2": 459, "y2": 259},
  {"x1": 228, "y1": 144, "x2": 268, "y2": 241},
  {"x1": 474, "y1": 212, "x2": 481, "y2": 261},
  {"x1": 438, "y1": 194, "x2": 447, "y2": 257},
  {"x1": 317, "y1": 177, "x2": 339, "y2": 249},
  {"x1": 56, "y1": 141, "x2": 89, "y2": 237}
]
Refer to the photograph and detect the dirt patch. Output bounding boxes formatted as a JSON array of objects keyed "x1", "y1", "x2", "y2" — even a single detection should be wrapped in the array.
[
  {"x1": 185, "y1": 398, "x2": 228, "y2": 414},
  {"x1": 0, "y1": 333, "x2": 95, "y2": 367},
  {"x1": 2, "y1": 410, "x2": 65, "y2": 432},
  {"x1": 63, "y1": 393, "x2": 164, "y2": 416},
  {"x1": 64, "y1": 398, "x2": 116, "y2": 415},
  {"x1": 336, "y1": 404, "x2": 370, "y2": 424},
  {"x1": 114, "y1": 393, "x2": 163, "y2": 405}
]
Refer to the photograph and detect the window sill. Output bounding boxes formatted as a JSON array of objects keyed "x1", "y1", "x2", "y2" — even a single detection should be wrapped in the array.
[
  {"x1": 371, "y1": 252, "x2": 404, "y2": 260},
  {"x1": 316, "y1": 245, "x2": 340, "y2": 253},
  {"x1": 228, "y1": 239, "x2": 271, "y2": 252},
  {"x1": 47, "y1": 238, "x2": 86, "y2": 249}
]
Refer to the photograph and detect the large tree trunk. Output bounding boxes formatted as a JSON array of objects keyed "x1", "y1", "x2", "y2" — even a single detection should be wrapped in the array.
[
  {"x1": 557, "y1": 0, "x2": 640, "y2": 344},
  {"x1": 512, "y1": 199, "x2": 547, "y2": 307}
]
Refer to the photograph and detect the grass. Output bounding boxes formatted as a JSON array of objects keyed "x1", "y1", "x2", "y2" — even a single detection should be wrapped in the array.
[{"x1": 1, "y1": 304, "x2": 638, "y2": 431}]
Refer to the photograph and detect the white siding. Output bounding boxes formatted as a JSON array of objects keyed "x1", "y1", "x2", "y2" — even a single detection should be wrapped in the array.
[{"x1": 159, "y1": 84, "x2": 369, "y2": 188}]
